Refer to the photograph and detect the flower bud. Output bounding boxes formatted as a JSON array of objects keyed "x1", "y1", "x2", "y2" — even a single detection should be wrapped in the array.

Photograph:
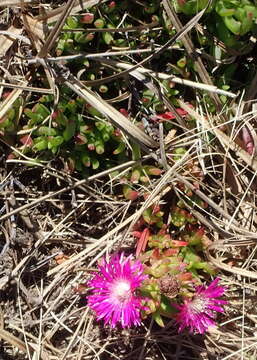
[{"x1": 81, "y1": 13, "x2": 94, "y2": 24}]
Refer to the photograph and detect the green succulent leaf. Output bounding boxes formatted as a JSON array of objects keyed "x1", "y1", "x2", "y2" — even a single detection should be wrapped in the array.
[
  {"x1": 63, "y1": 121, "x2": 76, "y2": 141},
  {"x1": 33, "y1": 137, "x2": 48, "y2": 151},
  {"x1": 152, "y1": 311, "x2": 165, "y2": 327},
  {"x1": 47, "y1": 136, "x2": 64, "y2": 149},
  {"x1": 37, "y1": 126, "x2": 57, "y2": 136}
]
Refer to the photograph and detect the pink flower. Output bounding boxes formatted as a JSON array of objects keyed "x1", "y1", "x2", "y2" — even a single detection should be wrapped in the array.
[
  {"x1": 175, "y1": 278, "x2": 227, "y2": 334},
  {"x1": 87, "y1": 253, "x2": 147, "y2": 328}
]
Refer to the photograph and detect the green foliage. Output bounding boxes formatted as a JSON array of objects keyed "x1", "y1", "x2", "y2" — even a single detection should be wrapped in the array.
[
  {"x1": 0, "y1": 97, "x2": 23, "y2": 132},
  {"x1": 175, "y1": 0, "x2": 212, "y2": 15},
  {"x1": 215, "y1": 0, "x2": 257, "y2": 35},
  {"x1": 2, "y1": 93, "x2": 126, "y2": 173},
  {"x1": 176, "y1": 0, "x2": 257, "y2": 46}
]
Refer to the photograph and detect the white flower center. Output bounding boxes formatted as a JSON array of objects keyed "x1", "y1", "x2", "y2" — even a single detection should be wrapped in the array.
[
  {"x1": 112, "y1": 280, "x2": 131, "y2": 303},
  {"x1": 190, "y1": 297, "x2": 206, "y2": 314}
]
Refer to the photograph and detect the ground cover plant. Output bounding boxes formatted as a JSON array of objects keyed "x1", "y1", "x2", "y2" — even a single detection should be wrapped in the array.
[{"x1": 1, "y1": 0, "x2": 257, "y2": 359}]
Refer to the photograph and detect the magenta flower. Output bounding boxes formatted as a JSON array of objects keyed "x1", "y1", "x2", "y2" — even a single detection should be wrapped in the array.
[
  {"x1": 87, "y1": 253, "x2": 147, "y2": 328},
  {"x1": 175, "y1": 278, "x2": 227, "y2": 334}
]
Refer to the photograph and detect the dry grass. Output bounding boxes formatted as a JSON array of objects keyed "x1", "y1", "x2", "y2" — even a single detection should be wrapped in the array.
[{"x1": 1, "y1": 0, "x2": 257, "y2": 359}]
